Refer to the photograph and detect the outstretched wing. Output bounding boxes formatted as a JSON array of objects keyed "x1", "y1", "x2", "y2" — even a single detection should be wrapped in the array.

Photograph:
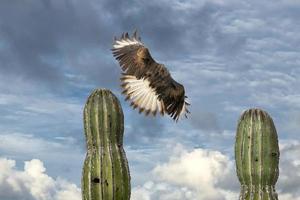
[
  {"x1": 150, "y1": 73, "x2": 190, "y2": 121},
  {"x1": 112, "y1": 31, "x2": 190, "y2": 121},
  {"x1": 112, "y1": 31, "x2": 158, "y2": 79},
  {"x1": 121, "y1": 65, "x2": 190, "y2": 121},
  {"x1": 121, "y1": 74, "x2": 166, "y2": 116},
  {"x1": 165, "y1": 81, "x2": 190, "y2": 121}
]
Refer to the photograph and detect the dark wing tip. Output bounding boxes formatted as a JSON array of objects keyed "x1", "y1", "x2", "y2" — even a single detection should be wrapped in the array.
[
  {"x1": 125, "y1": 32, "x2": 129, "y2": 39},
  {"x1": 145, "y1": 109, "x2": 151, "y2": 116},
  {"x1": 139, "y1": 108, "x2": 145, "y2": 114},
  {"x1": 133, "y1": 29, "x2": 138, "y2": 38},
  {"x1": 152, "y1": 110, "x2": 157, "y2": 116},
  {"x1": 132, "y1": 29, "x2": 142, "y2": 42},
  {"x1": 125, "y1": 95, "x2": 130, "y2": 101}
]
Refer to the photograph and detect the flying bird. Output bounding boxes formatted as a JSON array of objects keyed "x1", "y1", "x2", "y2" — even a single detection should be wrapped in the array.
[{"x1": 111, "y1": 31, "x2": 190, "y2": 121}]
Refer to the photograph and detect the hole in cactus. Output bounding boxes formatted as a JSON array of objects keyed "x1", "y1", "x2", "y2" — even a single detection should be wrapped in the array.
[
  {"x1": 108, "y1": 115, "x2": 112, "y2": 128},
  {"x1": 255, "y1": 158, "x2": 258, "y2": 162},
  {"x1": 92, "y1": 177, "x2": 100, "y2": 183},
  {"x1": 271, "y1": 152, "x2": 278, "y2": 157}
]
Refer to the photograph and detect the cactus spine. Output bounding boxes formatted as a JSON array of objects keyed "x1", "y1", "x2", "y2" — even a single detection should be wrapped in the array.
[
  {"x1": 235, "y1": 108, "x2": 279, "y2": 200},
  {"x1": 82, "y1": 89, "x2": 130, "y2": 200}
]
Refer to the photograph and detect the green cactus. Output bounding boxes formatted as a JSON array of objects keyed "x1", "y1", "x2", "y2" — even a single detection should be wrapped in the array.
[
  {"x1": 81, "y1": 89, "x2": 130, "y2": 200},
  {"x1": 235, "y1": 108, "x2": 279, "y2": 200}
]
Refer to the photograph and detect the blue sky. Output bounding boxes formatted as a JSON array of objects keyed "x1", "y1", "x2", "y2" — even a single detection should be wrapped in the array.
[{"x1": 0, "y1": 0, "x2": 300, "y2": 199}]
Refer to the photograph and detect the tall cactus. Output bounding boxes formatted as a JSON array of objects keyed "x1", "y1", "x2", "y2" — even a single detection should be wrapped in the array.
[
  {"x1": 235, "y1": 108, "x2": 280, "y2": 200},
  {"x1": 82, "y1": 89, "x2": 130, "y2": 200}
]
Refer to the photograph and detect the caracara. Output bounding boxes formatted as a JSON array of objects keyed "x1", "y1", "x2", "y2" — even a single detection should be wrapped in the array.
[{"x1": 111, "y1": 31, "x2": 190, "y2": 121}]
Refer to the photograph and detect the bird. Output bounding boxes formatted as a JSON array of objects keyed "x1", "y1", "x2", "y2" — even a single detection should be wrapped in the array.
[{"x1": 111, "y1": 31, "x2": 190, "y2": 121}]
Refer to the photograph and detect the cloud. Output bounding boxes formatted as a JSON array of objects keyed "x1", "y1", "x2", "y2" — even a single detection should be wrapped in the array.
[
  {"x1": 1, "y1": 1, "x2": 300, "y2": 200},
  {"x1": 132, "y1": 181, "x2": 197, "y2": 200},
  {"x1": 124, "y1": 111, "x2": 167, "y2": 145},
  {"x1": 0, "y1": 0, "x2": 120, "y2": 91},
  {"x1": 130, "y1": 141, "x2": 300, "y2": 200},
  {"x1": 281, "y1": 111, "x2": 300, "y2": 137},
  {"x1": 0, "y1": 158, "x2": 80, "y2": 200},
  {"x1": 0, "y1": 133, "x2": 84, "y2": 185},
  {"x1": 189, "y1": 108, "x2": 219, "y2": 131},
  {"x1": 0, "y1": 91, "x2": 85, "y2": 143},
  {"x1": 131, "y1": 144, "x2": 239, "y2": 200},
  {"x1": 153, "y1": 145, "x2": 237, "y2": 200},
  {"x1": 1, "y1": 140, "x2": 298, "y2": 200},
  {"x1": 277, "y1": 141, "x2": 300, "y2": 198}
]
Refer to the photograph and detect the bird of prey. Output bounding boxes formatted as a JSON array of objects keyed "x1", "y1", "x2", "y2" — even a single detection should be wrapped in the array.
[{"x1": 111, "y1": 31, "x2": 190, "y2": 121}]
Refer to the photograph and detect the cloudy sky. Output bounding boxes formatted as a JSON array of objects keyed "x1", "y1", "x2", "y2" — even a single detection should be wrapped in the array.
[{"x1": 0, "y1": 0, "x2": 300, "y2": 199}]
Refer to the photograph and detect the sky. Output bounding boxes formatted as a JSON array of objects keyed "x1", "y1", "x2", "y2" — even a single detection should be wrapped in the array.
[{"x1": 0, "y1": 0, "x2": 300, "y2": 199}]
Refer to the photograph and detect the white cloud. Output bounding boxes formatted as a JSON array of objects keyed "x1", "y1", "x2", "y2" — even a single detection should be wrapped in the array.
[
  {"x1": 0, "y1": 133, "x2": 84, "y2": 185},
  {"x1": 153, "y1": 145, "x2": 236, "y2": 200},
  {"x1": 131, "y1": 142, "x2": 300, "y2": 200},
  {"x1": 0, "y1": 158, "x2": 81, "y2": 200},
  {"x1": 132, "y1": 181, "x2": 197, "y2": 200},
  {"x1": 280, "y1": 194, "x2": 300, "y2": 200},
  {"x1": 132, "y1": 144, "x2": 239, "y2": 200},
  {"x1": 1, "y1": 1, "x2": 300, "y2": 200},
  {"x1": 277, "y1": 140, "x2": 300, "y2": 198}
]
